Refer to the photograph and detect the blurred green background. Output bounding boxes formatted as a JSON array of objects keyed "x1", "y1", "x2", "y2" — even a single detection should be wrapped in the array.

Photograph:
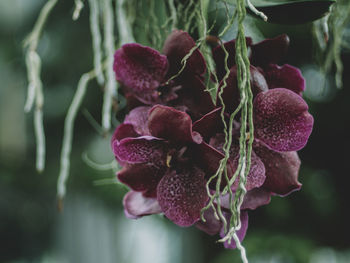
[{"x1": 1, "y1": 0, "x2": 350, "y2": 262}]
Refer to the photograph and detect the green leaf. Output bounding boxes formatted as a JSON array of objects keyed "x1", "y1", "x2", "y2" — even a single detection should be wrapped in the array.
[{"x1": 248, "y1": 0, "x2": 336, "y2": 24}]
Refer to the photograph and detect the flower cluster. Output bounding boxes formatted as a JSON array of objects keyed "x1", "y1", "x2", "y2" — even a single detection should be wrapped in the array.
[{"x1": 111, "y1": 30, "x2": 314, "y2": 248}]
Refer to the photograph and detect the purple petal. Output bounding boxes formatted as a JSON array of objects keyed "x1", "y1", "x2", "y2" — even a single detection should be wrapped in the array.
[
  {"x1": 220, "y1": 211, "x2": 249, "y2": 249},
  {"x1": 254, "y1": 143, "x2": 302, "y2": 196},
  {"x1": 192, "y1": 108, "x2": 223, "y2": 140},
  {"x1": 117, "y1": 164, "x2": 165, "y2": 198},
  {"x1": 212, "y1": 38, "x2": 252, "y2": 81},
  {"x1": 157, "y1": 167, "x2": 209, "y2": 226},
  {"x1": 148, "y1": 105, "x2": 202, "y2": 144},
  {"x1": 111, "y1": 124, "x2": 139, "y2": 147},
  {"x1": 113, "y1": 136, "x2": 168, "y2": 166},
  {"x1": 195, "y1": 207, "x2": 222, "y2": 235},
  {"x1": 114, "y1": 43, "x2": 168, "y2": 102},
  {"x1": 124, "y1": 106, "x2": 151, "y2": 135},
  {"x1": 219, "y1": 188, "x2": 271, "y2": 211},
  {"x1": 123, "y1": 191, "x2": 162, "y2": 219},
  {"x1": 209, "y1": 134, "x2": 266, "y2": 191},
  {"x1": 163, "y1": 30, "x2": 206, "y2": 78},
  {"x1": 217, "y1": 66, "x2": 268, "y2": 113},
  {"x1": 254, "y1": 88, "x2": 314, "y2": 152},
  {"x1": 241, "y1": 188, "x2": 272, "y2": 210},
  {"x1": 250, "y1": 34, "x2": 289, "y2": 66},
  {"x1": 231, "y1": 149, "x2": 266, "y2": 191},
  {"x1": 264, "y1": 64, "x2": 305, "y2": 95}
]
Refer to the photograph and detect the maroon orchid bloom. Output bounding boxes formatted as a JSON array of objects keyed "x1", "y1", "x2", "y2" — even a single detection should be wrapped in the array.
[
  {"x1": 209, "y1": 35, "x2": 314, "y2": 196},
  {"x1": 111, "y1": 32, "x2": 315, "y2": 250},
  {"x1": 113, "y1": 30, "x2": 214, "y2": 119},
  {"x1": 112, "y1": 105, "x2": 227, "y2": 227},
  {"x1": 193, "y1": 90, "x2": 311, "y2": 198}
]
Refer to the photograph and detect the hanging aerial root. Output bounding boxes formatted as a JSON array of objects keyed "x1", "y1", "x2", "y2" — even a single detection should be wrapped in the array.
[
  {"x1": 73, "y1": 0, "x2": 85, "y2": 20},
  {"x1": 217, "y1": 1, "x2": 253, "y2": 260},
  {"x1": 198, "y1": 0, "x2": 258, "y2": 261},
  {"x1": 57, "y1": 70, "x2": 97, "y2": 210},
  {"x1": 246, "y1": 0, "x2": 267, "y2": 21},
  {"x1": 167, "y1": 0, "x2": 177, "y2": 30},
  {"x1": 101, "y1": 0, "x2": 117, "y2": 133},
  {"x1": 82, "y1": 152, "x2": 116, "y2": 171},
  {"x1": 56, "y1": 0, "x2": 136, "y2": 207},
  {"x1": 200, "y1": 0, "x2": 243, "y2": 237},
  {"x1": 88, "y1": 0, "x2": 105, "y2": 86},
  {"x1": 24, "y1": 0, "x2": 59, "y2": 112},
  {"x1": 116, "y1": 0, "x2": 135, "y2": 45},
  {"x1": 24, "y1": 0, "x2": 59, "y2": 172},
  {"x1": 149, "y1": 0, "x2": 162, "y2": 49},
  {"x1": 329, "y1": 1, "x2": 350, "y2": 89}
]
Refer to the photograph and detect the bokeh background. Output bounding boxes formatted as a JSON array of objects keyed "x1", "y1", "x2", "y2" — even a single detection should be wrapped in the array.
[{"x1": 1, "y1": 0, "x2": 350, "y2": 262}]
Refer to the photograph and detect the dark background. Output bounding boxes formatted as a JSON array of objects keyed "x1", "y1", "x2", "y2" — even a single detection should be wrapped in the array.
[{"x1": 0, "y1": 0, "x2": 349, "y2": 262}]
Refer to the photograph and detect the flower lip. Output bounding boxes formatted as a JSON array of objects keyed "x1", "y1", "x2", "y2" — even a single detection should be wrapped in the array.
[
  {"x1": 157, "y1": 167, "x2": 209, "y2": 226},
  {"x1": 253, "y1": 88, "x2": 314, "y2": 152}
]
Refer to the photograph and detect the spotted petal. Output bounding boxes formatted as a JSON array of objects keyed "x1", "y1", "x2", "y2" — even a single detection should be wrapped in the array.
[
  {"x1": 264, "y1": 64, "x2": 305, "y2": 95},
  {"x1": 231, "y1": 149, "x2": 266, "y2": 191},
  {"x1": 113, "y1": 136, "x2": 168, "y2": 166},
  {"x1": 114, "y1": 43, "x2": 168, "y2": 103},
  {"x1": 254, "y1": 143, "x2": 302, "y2": 196},
  {"x1": 157, "y1": 168, "x2": 208, "y2": 226},
  {"x1": 148, "y1": 105, "x2": 202, "y2": 144},
  {"x1": 123, "y1": 191, "x2": 162, "y2": 219},
  {"x1": 209, "y1": 134, "x2": 266, "y2": 191},
  {"x1": 254, "y1": 88, "x2": 314, "y2": 152}
]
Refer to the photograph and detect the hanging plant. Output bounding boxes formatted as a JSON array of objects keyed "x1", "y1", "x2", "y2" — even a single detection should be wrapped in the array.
[{"x1": 23, "y1": 0, "x2": 348, "y2": 261}]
